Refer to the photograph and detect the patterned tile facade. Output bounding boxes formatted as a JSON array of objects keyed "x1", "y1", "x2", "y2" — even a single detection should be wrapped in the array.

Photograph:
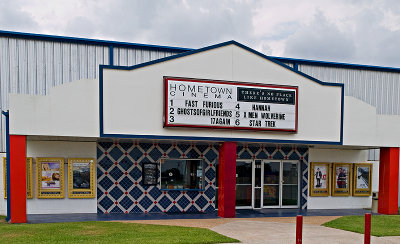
[
  {"x1": 97, "y1": 141, "x2": 309, "y2": 213},
  {"x1": 97, "y1": 141, "x2": 219, "y2": 213}
]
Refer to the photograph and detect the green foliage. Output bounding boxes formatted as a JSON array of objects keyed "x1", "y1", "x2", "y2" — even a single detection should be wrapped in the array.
[
  {"x1": 323, "y1": 215, "x2": 400, "y2": 237},
  {"x1": 0, "y1": 221, "x2": 239, "y2": 244}
]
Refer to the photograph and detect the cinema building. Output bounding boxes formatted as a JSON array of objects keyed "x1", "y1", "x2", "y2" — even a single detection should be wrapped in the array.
[{"x1": 0, "y1": 31, "x2": 399, "y2": 223}]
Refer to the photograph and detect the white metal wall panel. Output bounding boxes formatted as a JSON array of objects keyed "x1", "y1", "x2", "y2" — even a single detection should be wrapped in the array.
[{"x1": 299, "y1": 64, "x2": 400, "y2": 115}]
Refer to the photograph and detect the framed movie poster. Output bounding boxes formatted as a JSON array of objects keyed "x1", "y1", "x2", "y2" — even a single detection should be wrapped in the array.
[
  {"x1": 353, "y1": 163, "x2": 372, "y2": 196},
  {"x1": 309, "y1": 162, "x2": 331, "y2": 196},
  {"x1": 3, "y1": 157, "x2": 33, "y2": 199},
  {"x1": 37, "y1": 158, "x2": 65, "y2": 198},
  {"x1": 68, "y1": 158, "x2": 95, "y2": 198},
  {"x1": 142, "y1": 163, "x2": 158, "y2": 186},
  {"x1": 332, "y1": 163, "x2": 352, "y2": 196}
]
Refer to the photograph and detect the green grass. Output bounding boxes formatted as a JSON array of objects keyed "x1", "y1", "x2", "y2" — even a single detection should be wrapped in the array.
[
  {"x1": 323, "y1": 215, "x2": 400, "y2": 237},
  {"x1": 0, "y1": 219, "x2": 239, "y2": 244}
]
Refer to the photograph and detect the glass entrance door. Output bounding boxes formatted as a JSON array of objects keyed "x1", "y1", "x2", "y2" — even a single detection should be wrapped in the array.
[
  {"x1": 263, "y1": 161, "x2": 280, "y2": 207},
  {"x1": 236, "y1": 160, "x2": 252, "y2": 208},
  {"x1": 282, "y1": 162, "x2": 299, "y2": 207},
  {"x1": 236, "y1": 160, "x2": 299, "y2": 209},
  {"x1": 263, "y1": 161, "x2": 299, "y2": 208},
  {"x1": 253, "y1": 160, "x2": 262, "y2": 208}
]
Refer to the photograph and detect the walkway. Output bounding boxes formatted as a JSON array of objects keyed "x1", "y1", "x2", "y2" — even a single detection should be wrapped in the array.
[
  {"x1": 27, "y1": 208, "x2": 373, "y2": 224},
  {"x1": 211, "y1": 220, "x2": 400, "y2": 244}
]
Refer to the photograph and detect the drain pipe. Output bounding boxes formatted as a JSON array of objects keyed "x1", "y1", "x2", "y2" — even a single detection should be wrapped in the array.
[{"x1": 2, "y1": 110, "x2": 10, "y2": 222}]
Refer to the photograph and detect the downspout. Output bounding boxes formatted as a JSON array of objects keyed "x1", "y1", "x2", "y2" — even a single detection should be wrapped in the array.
[
  {"x1": 109, "y1": 45, "x2": 114, "y2": 66},
  {"x1": 293, "y1": 62, "x2": 299, "y2": 71},
  {"x1": 2, "y1": 110, "x2": 10, "y2": 222}
]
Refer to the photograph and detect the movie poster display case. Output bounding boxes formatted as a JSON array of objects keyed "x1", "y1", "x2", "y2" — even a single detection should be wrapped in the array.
[
  {"x1": 3, "y1": 157, "x2": 33, "y2": 199},
  {"x1": 37, "y1": 157, "x2": 65, "y2": 198},
  {"x1": 332, "y1": 163, "x2": 352, "y2": 196},
  {"x1": 352, "y1": 163, "x2": 373, "y2": 196},
  {"x1": 309, "y1": 162, "x2": 331, "y2": 196},
  {"x1": 68, "y1": 158, "x2": 95, "y2": 198}
]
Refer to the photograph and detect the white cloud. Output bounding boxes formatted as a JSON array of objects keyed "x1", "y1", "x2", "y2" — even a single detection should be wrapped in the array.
[
  {"x1": 0, "y1": 0, "x2": 39, "y2": 31},
  {"x1": 0, "y1": 0, "x2": 400, "y2": 66},
  {"x1": 283, "y1": 10, "x2": 356, "y2": 62},
  {"x1": 280, "y1": 2, "x2": 400, "y2": 66}
]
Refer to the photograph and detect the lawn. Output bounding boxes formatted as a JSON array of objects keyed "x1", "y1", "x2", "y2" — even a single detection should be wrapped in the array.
[
  {"x1": 323, "y1": 215, "x2": 400, "y2": 237},
  {"x1": 0, "y1": 218, "x2": 239, "y2": 244}
]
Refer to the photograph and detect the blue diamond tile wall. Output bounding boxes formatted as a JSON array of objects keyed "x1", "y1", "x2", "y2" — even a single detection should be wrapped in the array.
[
  {"x1": 97, "y1": 141, "x2": 219, "y2": 213},
  {"x1": 237, "y1": 145, "x2": 309, "y2": 209},
  {"x1": 97, "y1": 141, "x2": 309, "y2": 213}
]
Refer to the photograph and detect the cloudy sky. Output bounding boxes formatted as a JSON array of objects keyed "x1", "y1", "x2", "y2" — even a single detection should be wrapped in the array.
[{"x1": 1, "y1": 0, "x2": 400, "y2": 67}]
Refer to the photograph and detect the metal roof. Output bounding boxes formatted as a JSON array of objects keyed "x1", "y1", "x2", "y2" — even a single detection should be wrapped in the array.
[
  {"x1": 0, "y1": 30, "x2": 191, "y2": 52},
  {"x1": 2, "y1": 29, "x2": 400, "y2": 73}
]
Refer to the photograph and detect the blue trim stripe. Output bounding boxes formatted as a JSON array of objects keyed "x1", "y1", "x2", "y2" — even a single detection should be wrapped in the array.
[
  {"x1": 101, "y1": 133, "x2": 342, "y2": 145},
  {"x1": 272, "y1": 56, "x2": 400, "y2": 73},
  {"x1": 2, "y1": 111, "x2": 10, "y2": 222},
  {"x1": 99, "y1": 67, "x2": 104, "y2": 136},
  {"x1": 340, "y1": 87, "x2": 344, "y2": 144},
  {"x1": 0, "y1": 30, "x2": 191, "y2": 53},
  {"x1": 99, "y1": 40, "x2": 344, "y2": 145}
]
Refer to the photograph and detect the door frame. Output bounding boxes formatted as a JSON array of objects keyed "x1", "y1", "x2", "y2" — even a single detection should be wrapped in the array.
[
  {"x1": 235, "y1": 159, "x2": 301, "y2": 209},
  {"x1": 235, "y1": 159, "x2": 254, "y2": 209},
  {"x1": 262, "y1": 160, "x2": 300, "y2": 209}
]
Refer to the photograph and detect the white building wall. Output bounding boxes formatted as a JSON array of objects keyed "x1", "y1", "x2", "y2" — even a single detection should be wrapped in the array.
[
  {"x1": 103, "y1": 44, "x2": 343, "y2": 143},
  {"x1": 9, "y1": 79, "x2": 99, "y2": 137},
  {"x1": 26, "y1": 140, "x2": 97, "y2": 214},
  {"x1": 307, "y1": 148, "x2": 377, "y2": 209}
]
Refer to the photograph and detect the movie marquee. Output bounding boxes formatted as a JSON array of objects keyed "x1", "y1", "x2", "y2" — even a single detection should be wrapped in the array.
[{"x1": 164, "y1": 77, "x2": 298, "y2": 132}]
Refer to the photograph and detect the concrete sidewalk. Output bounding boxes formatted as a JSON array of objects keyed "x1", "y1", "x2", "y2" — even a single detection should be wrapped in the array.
[
  {"x1": 115, "y1": 216, "x2": 400, "y2": 243},
  {"x1": 210, "y1": 220, "x2": 400, "y2": 244}
]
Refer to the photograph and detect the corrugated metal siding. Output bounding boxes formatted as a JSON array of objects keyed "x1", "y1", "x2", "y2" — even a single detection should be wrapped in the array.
[
  {"x1": 0, "y1": 37, "x2": 110, "y2": 104},
  {"x1": 368, "y1": 148, "x2": 380, "y2": 161},
  {"x1": 298, "y1": 64, "x2": 400, "y2": 115},
  {"x1": 282, "y1": 62, "x2": 294, "y2": 68},
  {"x1": 113, "y1": 47, "x2": 180, "y2": 66},
  {"x1": 0, "y1": 37, "x2": 181, "y2": 152}
]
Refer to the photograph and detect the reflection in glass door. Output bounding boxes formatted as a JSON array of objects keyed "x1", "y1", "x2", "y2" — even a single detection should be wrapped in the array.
[
  {"x1": 263, "y1": 161, "x2": 299, "y2": 208},
  {"x1": 263, "y1": 161, "x2": 280, "y2": 207},
  {"x1": 282, "y1": 162, "x2": 299, "y2": 206},
  {"x1": 236, "y1": 160, "x2": 252, "y2": 208}
]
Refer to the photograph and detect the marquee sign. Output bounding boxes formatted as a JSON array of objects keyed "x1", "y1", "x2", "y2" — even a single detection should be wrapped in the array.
[{"x1": 164, "y1": 77, "x2": 298, "y2": 132}]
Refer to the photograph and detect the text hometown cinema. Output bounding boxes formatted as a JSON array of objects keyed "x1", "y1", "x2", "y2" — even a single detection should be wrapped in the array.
[{"x1": 164, "y1": 77, "x2": 298, "y2": 132}]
